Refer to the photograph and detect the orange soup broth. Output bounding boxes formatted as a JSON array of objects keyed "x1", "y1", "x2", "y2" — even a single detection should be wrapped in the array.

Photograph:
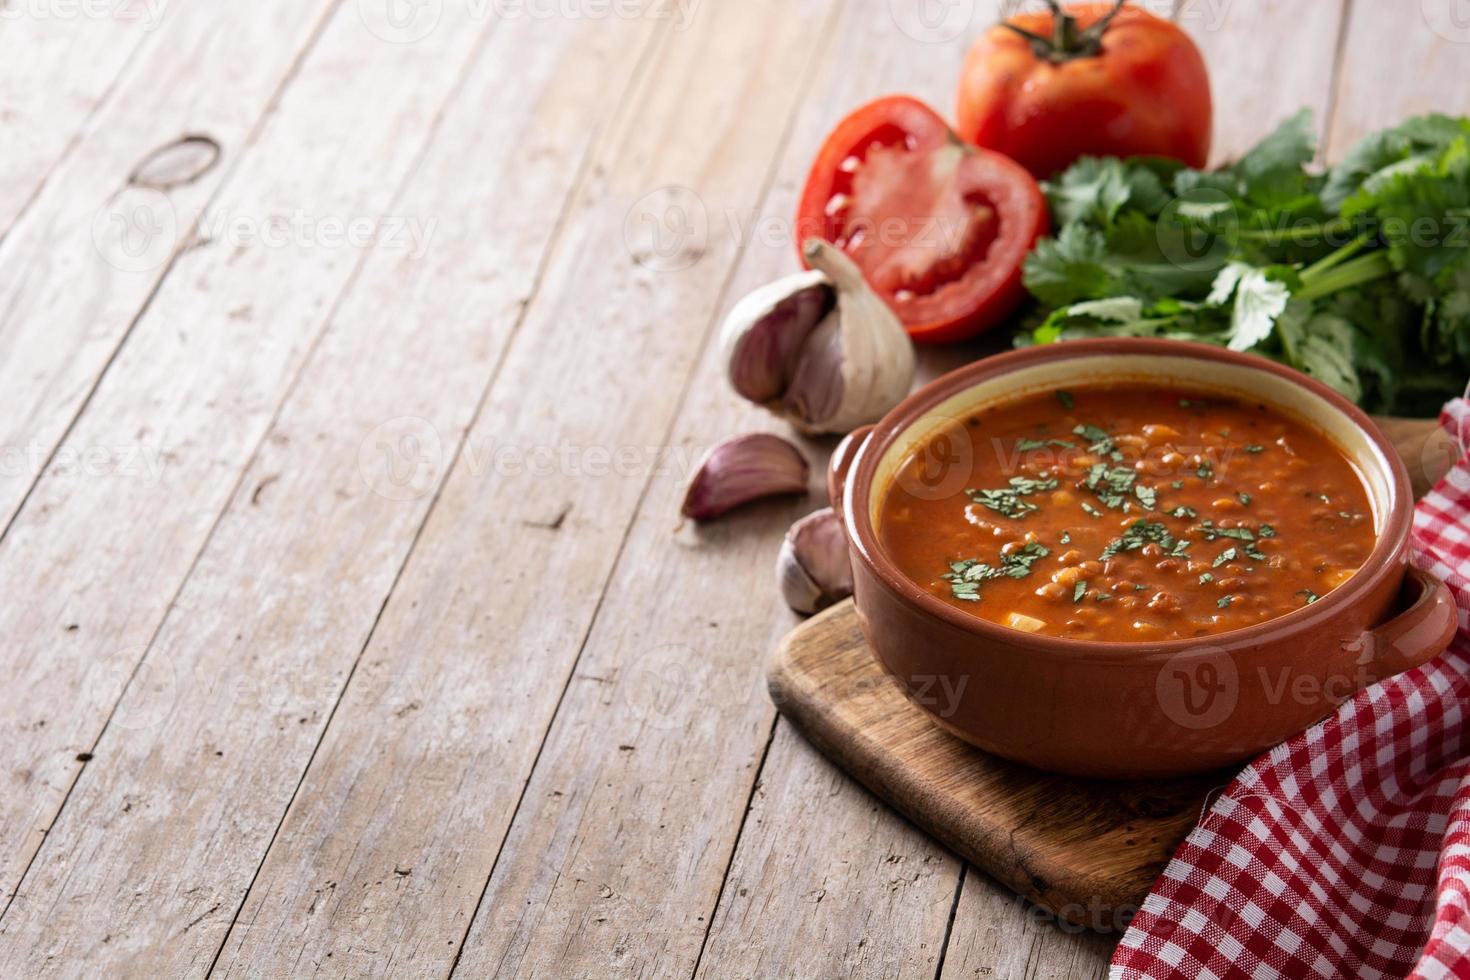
[{"x1": 878, "y1": 384, "x2": 1377, "y2": 641}]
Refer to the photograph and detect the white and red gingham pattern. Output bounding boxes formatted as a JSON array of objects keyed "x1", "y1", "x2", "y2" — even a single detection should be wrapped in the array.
[{"x1": 1112, "y1": 401, "x2": 1470, "y2": 980}]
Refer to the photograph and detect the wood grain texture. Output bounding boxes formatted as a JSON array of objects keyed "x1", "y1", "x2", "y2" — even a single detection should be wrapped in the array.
[
  {"x1": 1327, "y1": 0, "x2": 1470, "y2": 158},
  {"x1": 0, "y1": 0, "x2": 340, "y2": 545},
  {"x1": 448, "y1": 4, "x2": 1001, "y2": 977},
  {"x1": 0, "y1": 4, "x2": 1459, "y2": 979},
  {"x1": 0, "y1": 3, "x2": 155, "y2": 235},
  {"x1": 0, "y1": 12, "x2": 651, "y2": 979},
  {"x1": 939, "y1": 871, "x2": 1116, "y2": 980},
  {"x1": 0, "y1": 0, "x2": 490, "y2": 923},
  {"x1": 767, "y1": 601, "x2": 1223, "y2": 930},
  {"x1": 696, "y1": 723, "x2": 960, "y2": 980},
  {"x1": 203, "y1": 4, "x2": 840, "y2": 977},
  {"x1": 1177, "y1": 0, "x2": 1349, "y2": 164}
]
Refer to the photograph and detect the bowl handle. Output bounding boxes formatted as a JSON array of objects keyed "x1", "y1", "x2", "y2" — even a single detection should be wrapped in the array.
[
  {"x1": 1364, "y1": 567, "x2": 1459, "y2": 677},
  {"x1": 827, "y1": 425, "x2": 875, "y2": 521}
]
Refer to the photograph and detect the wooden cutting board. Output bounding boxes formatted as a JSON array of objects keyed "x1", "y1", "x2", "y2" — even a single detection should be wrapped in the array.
[{"x1": 767, "y1": 416, "x2": 1453, "y2": 931}]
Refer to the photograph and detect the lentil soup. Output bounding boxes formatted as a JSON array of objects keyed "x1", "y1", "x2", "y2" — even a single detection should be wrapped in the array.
[{"x1": 877, "y1": 383, "x2": 1377, "y2": 641}]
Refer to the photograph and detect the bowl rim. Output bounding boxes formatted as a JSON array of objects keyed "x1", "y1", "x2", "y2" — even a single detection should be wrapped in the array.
[{"x1": 844, "y1": 337, "x2": 1415, "y2": 665}]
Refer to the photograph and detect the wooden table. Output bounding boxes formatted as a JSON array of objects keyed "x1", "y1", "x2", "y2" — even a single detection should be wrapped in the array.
[{"x1": 0, "y1": 1, "x2": 1460, "y2": 976}]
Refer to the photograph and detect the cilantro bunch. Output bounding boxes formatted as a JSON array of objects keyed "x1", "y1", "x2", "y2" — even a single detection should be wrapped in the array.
[{"x1": 1020, "y1": 111, "x2": 1470, "y2": 416}]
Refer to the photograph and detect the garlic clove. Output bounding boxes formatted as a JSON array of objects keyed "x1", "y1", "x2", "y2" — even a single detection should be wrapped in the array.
[
  {"x1": 781, "y1": 310, "x2": 843, "y2": 435},
  {"x1": 795, "y1": 239, "x2": 915, "y2": 434},
  {"x1": 719, "y1": 271, "x2": 833, "y2": 404},
  {"x1": 681, "y1": 433, "x2": 810, "y2": 521},
  {"x1": 777, "y1": 507, "x2": 854, "y2": 615},
  {"x1": 719, "y1": 240, "x2": 913, "y2": 437}
]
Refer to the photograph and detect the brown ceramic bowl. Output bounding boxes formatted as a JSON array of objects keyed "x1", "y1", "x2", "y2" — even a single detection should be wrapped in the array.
[{"x1": 830, "y1": 338, "x2": 1456, "y2": 780}]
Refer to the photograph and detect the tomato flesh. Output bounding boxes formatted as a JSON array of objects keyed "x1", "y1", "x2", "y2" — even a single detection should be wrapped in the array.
[
  {"x1": 797, "y1": 96, "x2": 1047, "y2": 344},
  {"x1": 843, "y1": 141, "x2": 1000, "y2": 299}
]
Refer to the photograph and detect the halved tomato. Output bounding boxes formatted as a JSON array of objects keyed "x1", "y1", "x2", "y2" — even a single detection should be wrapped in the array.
[{"x1": 795, "y1": 95, "x2": 1048, "y2": 344}]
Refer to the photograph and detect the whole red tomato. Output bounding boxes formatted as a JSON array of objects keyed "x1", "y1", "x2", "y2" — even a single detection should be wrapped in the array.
[
  {"x1": 956, "y1": 1, "x2": 1212, "y2": 178},
  {"x1": 795, "y1": 96, "x2": 1048, "y2": 344}
]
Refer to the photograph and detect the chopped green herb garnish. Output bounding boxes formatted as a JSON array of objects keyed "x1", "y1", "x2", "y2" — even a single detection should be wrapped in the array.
[
  {"x1": 1073, "y1": 580, "x2": 1087, "y2": 603},
  {"x1": 1016, "y1": 438, "x2": 1047, "y2": 451},
  {"x1": 1197, "y1": 459, "x2": 1215, "y2": 480},
  {"x1": 1298, "y1": 589, "x2": 1320, "y2": 605},
  {"x1": 1171, "y1": 481, "x2": 1184, "y2": 490},
  {"x1": 1133, "y1": 484, "x2": 1158, "y2": 510},
  {"x1": 967, "y1": 476, "x2": 1059, "y2": 520},
  {"x1": 1095, "y1": 592, "x2": 1113, "y2": 602},
  {"x1": 1244, "y1": 543, "x2": 1267, "y2": 562},
  {"x1": 1101, "y1": 520, "x2": 1182, "y2": 560},
  {"x1": 1218, "y1": 595, "x2": 1235, "y2": 608},
  {"x1": 941, "y1": 542, "x2": 1053, "y2": 601},
  {"x1": 1237, "y1": 492, "x2": 1252, "y2": 506},
  {"x1": 1170, "y1": 505, "x2": 1197, "y2": 519},
  {"x1": 1213, "y1": 547, "x2": 1238, "y2": 568},
  {"x1": 1199, "y1": 572, "x2": 1214, "y2": 584},
  {"x1": 1259, "y1": 524, "x2": 1277, "y2": 538},
  {"x1": 1081, "y1": 501, "x2": 1102, "y2": 518},
  {"x1": 1245, "y1": 444, "x2": 1264, "y2": 454},
  {"x1": 1196, "y1": 525, "x2": 1256, "y2": 542},
  {"x1": 1056, "y1": 390, "x2": 1075, "y2": 410},
  {"x1": 1072, "y1": 423, "x2": 1114, "y2": 457},
  {"x1": 1060, "y1": 531, "x2": 1071, "y2": 544}
]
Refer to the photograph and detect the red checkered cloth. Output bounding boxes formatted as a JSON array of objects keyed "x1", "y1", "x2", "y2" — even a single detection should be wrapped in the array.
[{"x1": 1112, "y1": 401, "x2": 1470, "y2": 980}]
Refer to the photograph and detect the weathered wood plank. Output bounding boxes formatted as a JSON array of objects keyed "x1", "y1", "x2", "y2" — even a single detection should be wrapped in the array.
[
  {"x1": 450, "y1": 4, "x2": 991, "y2": 978},
  {"x1": 0, "y1": 14, "x2": 657, "y2": 979},
  {"x1": 1326, "y1": 1, "x2": 1470, "y2": 158},
  {"x1": 0, "y1": 0, "x2": 340, "y2": 547},
  {"x1": 940, "y1": 871, "x2": 1116, "y2": 980},
  {"x1": 201, "y1": 2, "x2": 840, "y2": 977},
  {"x1": 0, "y1": 0, "x2": 493, "y2": 922},
  {"x1": 1177, "y1": 0, "x2": 1348, "y2": 164},
  {"x1": 695, "y1": 724, "x2": 961, "y2": 980},
  {"x1": 0, "y1": 3, "x2": 156, "y2": 234}
]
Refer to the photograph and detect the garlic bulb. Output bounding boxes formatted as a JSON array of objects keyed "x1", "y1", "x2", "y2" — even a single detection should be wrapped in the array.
[
  {"x1": 681, "y1": 433, "x2": 810, "y2": 521},
  {"x1": 720, "y1": 239, "x2": 914, "y2": 435},
  {"x1": 777, "y1": 507, "x2": 854, "y2": 614}
]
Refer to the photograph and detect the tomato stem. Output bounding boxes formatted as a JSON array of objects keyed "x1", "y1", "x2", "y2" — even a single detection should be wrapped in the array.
[{"x1": 1003, "y1": 0, "x2": 1129, "y2": 63}]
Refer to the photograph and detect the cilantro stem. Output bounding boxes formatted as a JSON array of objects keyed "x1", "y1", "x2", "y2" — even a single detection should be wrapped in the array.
[
  {"x1": 1297, "y1": 251, "x2": 1394, "y2": 302},
  {"x1": 1299, "y1": 231, "x2": 1374, "y2": 279},
  {"x1": 1231, "y1": 217, "x2": 1353, "y2": 245}
]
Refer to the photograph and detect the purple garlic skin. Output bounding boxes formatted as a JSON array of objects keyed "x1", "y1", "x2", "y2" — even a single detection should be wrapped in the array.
[
  {"x1": 722, "y1": 273, "x2": 832, "y2": 404},
  {"x1": 718, "y1": 240, "x2": 913, "y2": 436},
  {"x1": 778, "y1": 507, "x2": 854, "y2": 614},
  {"x1": 681, "y1": 433, "x2": 810, "y2": 522}
]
